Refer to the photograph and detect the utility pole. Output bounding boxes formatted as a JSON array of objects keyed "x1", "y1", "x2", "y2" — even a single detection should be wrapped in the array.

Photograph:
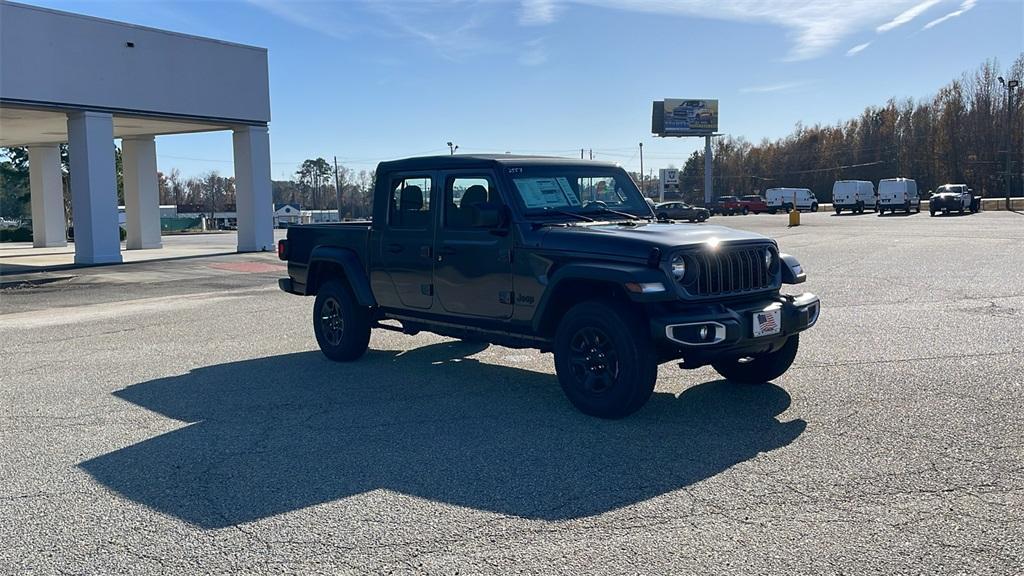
[
  {"x1": 580, "y1": 148, "x2": 584, "y2": 160},
  {"x1": 704, "y1": 135, "x2": 713, "y2": 207},
  {"x1": 334, "y1": 156, "x2": 341, "y2": 222},
  {"x1": 639, "y1": 142, "x2": 644, "y2": 196},
  {"x1": 999, "y1": 77, "x2": 1020, "y2": 208},
  {"x1": 589, "y1": 149, "x2": 593, "y2": 160},
  {"x1": 447, "y1": 141, "x2": 458, "y2": 155}
]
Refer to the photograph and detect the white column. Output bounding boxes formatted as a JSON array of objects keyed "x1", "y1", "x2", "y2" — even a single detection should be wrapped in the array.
[
  {"x1": 233, "y1": 125, "x2": 274, "y2": 252},
  {"x1": 67, "y1": 111, "x2": 122, "y2": 264},
  {"x1": 28, "y1": 145, "x2": 67, "y2": 248},
  {"x1": 121, "y1": 135, "x2": 162, "y2": 249}
]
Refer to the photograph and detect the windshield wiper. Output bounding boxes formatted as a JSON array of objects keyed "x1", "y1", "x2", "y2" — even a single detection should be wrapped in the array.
[
  {"x1": 529, "y1": 208, "x2": 596, "y2": 223},
  {"x1": 582, "y1": 206, "x2": 647, "y2": 221}
]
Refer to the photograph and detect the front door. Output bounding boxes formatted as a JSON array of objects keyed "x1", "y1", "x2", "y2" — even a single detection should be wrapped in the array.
[
  {"x1": 433, "y1": 173, "x2": 513, "y2": 319},
  {"x1": 378, "y1": 174, "x2": 435, "y2": 310}
]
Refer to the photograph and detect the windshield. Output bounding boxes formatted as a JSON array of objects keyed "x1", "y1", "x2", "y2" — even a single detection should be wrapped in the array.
[
  {"x1": 937, "y1": 185, "x2": 965, "y2": 193},
  {"x1": 508, "y1": 166, "x2": 652, "y2": 219}
]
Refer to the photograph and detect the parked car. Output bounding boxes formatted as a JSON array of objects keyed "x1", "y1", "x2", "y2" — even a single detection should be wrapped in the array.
[
  {"x1": 878, "y1": 178, "x2": 920, "y2": 214},
  {"x1": 278, "y1": 154, "x2": 820, "y2": 419},
  {"x1": 766, "y1": 188, "x2": 819, "y2": 213},
  {"x1": 710, "y1": 195, "x2": 745, "y2": 215},
  {"x1": 655, "y1": 201, "x2": 709, "y2": 222},
  {"x1": 740, "y1": 195, "x2": 769, "y2": 214},
  {"x1": 929, "y1": 184, "x2": 979, "y2": 216},
  {"x1": 832, "y1": 180, "x2": 877, "y2": 214}
]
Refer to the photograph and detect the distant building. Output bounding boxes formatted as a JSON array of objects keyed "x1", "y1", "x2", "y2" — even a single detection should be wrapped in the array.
[{"x1": 274, "y1": 203, "x2": 301, "y2": 227}]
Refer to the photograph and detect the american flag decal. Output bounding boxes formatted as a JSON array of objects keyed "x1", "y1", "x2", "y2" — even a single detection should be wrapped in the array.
[{"x1": 757, "y1": 312, "x2": 777, "y2": 333}]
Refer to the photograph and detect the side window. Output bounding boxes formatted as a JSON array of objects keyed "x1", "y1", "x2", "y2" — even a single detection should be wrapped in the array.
[
  {"x1": 445, "y1": 176, "x2": 502, "y2": 229},
  {"x1": 389, "y1": 176, "x2": 432, "y2": 228}
]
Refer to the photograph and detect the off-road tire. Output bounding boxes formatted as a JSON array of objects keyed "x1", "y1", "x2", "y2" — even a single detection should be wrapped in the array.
[
  {"x1": 313, "y1": 279, "x2": 371, "y2": 362},
  {"x1": 553, "y1": 300, "x2": 658, "y2": 419},
  {"x1": 712, "y1": 335, "x2": 799, "y2": 384}
]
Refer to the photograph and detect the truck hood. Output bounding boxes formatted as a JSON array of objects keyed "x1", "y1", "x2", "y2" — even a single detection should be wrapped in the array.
[{"x1": 538, "y1": 222, "x2": 771, "y2": 259}]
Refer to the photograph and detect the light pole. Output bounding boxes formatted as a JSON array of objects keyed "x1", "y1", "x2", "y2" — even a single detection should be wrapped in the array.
[
  {"x1": 638, "y1": 142, "x2": 644, "y2": 196},
  {"x1": 447, "y1": 141, "x2": 459, "y2": 155},
  {"x1": 998, "y1": 76, "x2": 1020, "y2": 208}
]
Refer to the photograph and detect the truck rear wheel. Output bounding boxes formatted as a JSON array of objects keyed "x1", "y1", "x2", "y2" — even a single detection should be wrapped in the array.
[
  {"x1": 712, "y1": 335, "x2": 799, "y2": 384},
  {"x1": 554, "y1": 300, "x2": 657, "y2": 419},
  {"x1": 313, "y1": 279, "x2": 371, "y2": 362}
]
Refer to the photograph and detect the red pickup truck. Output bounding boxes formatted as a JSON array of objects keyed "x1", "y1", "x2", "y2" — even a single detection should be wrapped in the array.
[
  {"x1": 740, "y1": 195, "x2": 768, "y2": 214},
  {"x1": 710, "y1": 195, "x2": 745, "y2": 215}
]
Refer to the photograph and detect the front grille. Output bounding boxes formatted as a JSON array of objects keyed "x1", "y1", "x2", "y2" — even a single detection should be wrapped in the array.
[{"x1": 689, "y1": 245, "x2": 776, "y2": 297}]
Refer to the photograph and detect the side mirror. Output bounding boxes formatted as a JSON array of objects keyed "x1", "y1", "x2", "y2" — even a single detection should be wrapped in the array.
[{"x1": 473, "y1": 203, "x2": 510, "y2": 234}]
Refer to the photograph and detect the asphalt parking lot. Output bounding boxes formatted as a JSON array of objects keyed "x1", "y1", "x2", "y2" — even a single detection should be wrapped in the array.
[{"x1": 2, "y1": 211, "x2": 1022, "y2": 575}]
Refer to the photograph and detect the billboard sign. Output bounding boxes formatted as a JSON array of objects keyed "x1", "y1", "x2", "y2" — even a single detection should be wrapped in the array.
[
  {"x1": 652, "y1": 99, "x2": 718, "y2": 136},
  {"x1": 660, "y1": 168, "x2": 679, "y2": 186}
]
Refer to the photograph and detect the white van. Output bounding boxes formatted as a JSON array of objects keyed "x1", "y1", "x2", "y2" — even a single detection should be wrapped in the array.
[
  {"x1": 878, "y1": 178, "x2": 920, "y2": 214},
  {"x1": 766, "y1": 188, "x2": 818, "y2": 213},
  {"x1": 832, "y1": 180, "x2": 877, "y2": 214}
]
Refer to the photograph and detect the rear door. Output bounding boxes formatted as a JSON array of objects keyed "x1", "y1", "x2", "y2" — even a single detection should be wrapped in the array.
[
  {"x1": 433, "y1": 171, "x2": 514, "y2": 319},
  {"x1": 378, "y1": 173, "x2": 436, "y2": 310}
]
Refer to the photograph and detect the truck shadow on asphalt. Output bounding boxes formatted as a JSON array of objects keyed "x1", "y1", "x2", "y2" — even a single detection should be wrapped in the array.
[{"x1": 80, "y1": 341, "x2": 806, "y2": 529}]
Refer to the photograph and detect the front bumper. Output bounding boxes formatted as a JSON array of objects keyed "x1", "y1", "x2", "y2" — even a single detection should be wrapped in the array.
[
  {"x1": 929, "y1": 198, "x2": 960, "y2": 210},
  {"x1": 649, "y1": 292, "x2": 820, "y2": 365}
]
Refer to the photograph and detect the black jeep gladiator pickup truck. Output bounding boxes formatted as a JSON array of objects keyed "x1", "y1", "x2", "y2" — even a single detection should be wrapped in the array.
[{"x1": 278, "y1": 155, "x2": 820, "y2": 418}]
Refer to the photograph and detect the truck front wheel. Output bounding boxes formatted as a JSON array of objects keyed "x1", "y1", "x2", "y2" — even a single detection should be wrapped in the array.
[
  {"x1": 554, "y1": 300, "x2": 657, "y2": 419},
  {"x1": 712, "y1": 335, "x2": 799, "y2": 384},
  {"x1": 313, "y1": 279, "x2": 371, "y2": 361}
]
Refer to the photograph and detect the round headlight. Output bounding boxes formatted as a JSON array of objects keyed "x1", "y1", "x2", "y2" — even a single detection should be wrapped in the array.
[{"x1": 670, "y1": 254, "x2": 687, "y2": 281}]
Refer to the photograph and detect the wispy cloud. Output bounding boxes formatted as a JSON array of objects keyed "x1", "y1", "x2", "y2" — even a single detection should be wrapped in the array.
[
  {"x1": 518, "y1": 38, "x2": 548, "y2": 66},
  {"x1": 521, "y1": 0, "x2": 951, "y2": 61},
  {"x1": 520, "y1": 0, "x2": 558, "y2": 25},
  {"x1": 739, "y1": 80, "x2": 815, "y2": 94},
  {"x1": 245, "y1": 0, "x2": 352, "y2": 40},
  {"x1": 846, "y1": 42, "x2": 871, "y2": 56},
  {"x1": 248, "y1": 0, "x2": 495, "y2": 61},
  {"x1": 923, "y1": 0, "x2": 977, "y2": 29},
  {"x1": 876, "y1": 0, "x2": 942, "y2": 32}
]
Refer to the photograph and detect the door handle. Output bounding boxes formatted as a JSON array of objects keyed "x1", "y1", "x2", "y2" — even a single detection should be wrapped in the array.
[{"x1": 386, "y1": 243, "x2": 403, "y2": 253}]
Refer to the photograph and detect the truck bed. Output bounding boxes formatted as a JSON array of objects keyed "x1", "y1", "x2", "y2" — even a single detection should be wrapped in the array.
[{"x1": 283, "y1": 221, "x2": 373, "y2": 292}]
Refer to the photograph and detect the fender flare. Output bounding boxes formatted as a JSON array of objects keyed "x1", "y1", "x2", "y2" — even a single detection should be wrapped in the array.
[
  {"x1": 779, "y1": 253, "x2": 806, "y2": 284},
  {"x1": 531, "y1": 262, "x2": 670, "y2": 332},
  {"x1": 307, "y1": 246, "x2": 376, "y2": 306}
]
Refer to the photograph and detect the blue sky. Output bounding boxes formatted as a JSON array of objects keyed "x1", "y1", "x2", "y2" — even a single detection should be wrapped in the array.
[{"x1": 26, "y1": 0, "x2": 1024, "y2": 180}]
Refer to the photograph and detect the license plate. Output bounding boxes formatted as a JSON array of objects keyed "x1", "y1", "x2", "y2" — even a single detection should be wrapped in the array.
[{"x1": 753, "y1": 308, "x2": 782, "y2": 338}]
